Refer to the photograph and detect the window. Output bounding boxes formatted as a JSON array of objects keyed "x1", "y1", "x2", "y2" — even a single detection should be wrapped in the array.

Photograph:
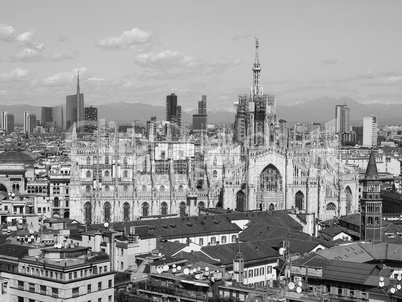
[
  {"x1": 87, "y1": 284, "x2": 91, "y2": 293},
  {"x1": 73, "y1": 287, "x2": 79, "y2": 297},
  {"x1": 108, "y1": 295, "x2": 112, "y2": 302},
  {"x1": 86, "y1": 170, "x2": 91, "y2": 179},
  {"x1": 123, "y1": 170, "x2": 128, "y2": 178},
  {"x1": 221, "y1": 236, "x2": 227, "y2": 244},
  {"x1": 104, "y1": 265, "x2": 107, "y2": 272},
  {"x1": 98, "y1": 282, "x2": 102, "y2": 291},
  {"x1": 105, "y1": 156, "x2": 109, "y2": 165},
  {"x1": 267, "y1": 266, "x2": 272, "y2": 274},
  {"x1": 232, "y1": 235, "x2": 237, "y2": 242},
  {"x1": 18, "y1": 281, "x2": 24, "y2": 290},
  {"x1": 29, "y1": 283, "x2": 35, "y2": 292},
  {"x1": 211, "y1": 237, "x2": 216, "y2": 244},
  {"x1": 109, "y1": 279, "x2": 112, "y2": 288},
  {"x1": 213, "y1": 170, "x2": 218, "y2": 178},
  {"x1": 161, "y1": 202, "x2": 168, "y2": 216},
  {"x1": 104, "y1": 170, "x2": 110, "y2": 177},
  {"x1": 69, "y1": 272, "x2": 72, "y2": 279},
  {"x1": 254, "y1": 268, "x2": 258, "y2": 276},
  {"x1": 98, "y1": 298, "x2": 102, "y2": 302},
  {"x1": 199, "y1": 238, "x2": 204, "y2": 245},
  {"x1": 52, "y1": 287, "x2": 58, "y2": 297},
  {"x1": 260, "y1": 267, "x2": 264, "y2": 275},
  {"x1": 86, "y1": 157, "x2": 91, "y2": 165},
  {"x1": 142, "y1": 202, "x2": 149, "y2": 217},
  {"x1": 249, "y1": 270, "x2": 253, "y2": 278},
  {"x1": 74, "y1": 271, "x2": 77, "y2": 278}
]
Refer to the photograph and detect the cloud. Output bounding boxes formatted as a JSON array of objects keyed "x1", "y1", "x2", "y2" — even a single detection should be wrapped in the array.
[
  {"x1": 95, "y1": 27, "x2": 152, "y2": 50},
  {"x1": 0, "y1": 24, "x2": 44, "y2": 50},
  {"x1": 232, "y1": 34, "x2": 252, "y2": 41},
  {"x1": 0, "y1": 24, "x2": 16, "y2": 41},
  {"x1": 42, "y1": 67, "x2": 89, "y2": 87},
  {"x1": 132, "y1": 50, "x2": 240, "y2": 80},
  {"x1": 58, "y1": 34, "x2": 68, "y2": 42},
  {"x1": 321, "y1": 58, "x2": 338, "y2": 65},
  {"x1": 9, "y1": 48, "x2": 43, "y2": 62},
  {"x1": 49, "y1": 49, "x2": 78, "y2": 61},
  {"x1": 0, "y1": 68, "x2": 31, "y2": 82}
]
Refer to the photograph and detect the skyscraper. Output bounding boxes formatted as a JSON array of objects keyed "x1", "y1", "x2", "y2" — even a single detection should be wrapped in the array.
[
  {"x1": 41, "y1": 106, "x2": 53, "y2": 126},
  {"x1": 198, "y1": 95, "x2": 207, "y2": 115},
  {"x1": 1, "y1": 111, "x2": 7, "y2": 130},
  {"x1": 335, "y1": 104, "x2": 350, "y2": 134},
  {"x1": 193, "y1": 95, "x2": 207, "y2": 132},
  {"x1": 363, "y1": 116, "x2": 377, "y2": 147},
  {"x1": 165, "y1": 93, "x2": 181, "y2": 139},
  {"x1": 52, "y1": 106, "x2": 64, "y2": 132},
  {"x1": 1, "y1": 112, "x2": 14, "y2": 134},
  {"x1": 66, "y1": 72, "x2": 84, "y2": 131},
  {"x1": 84, "y1": 106, "x2": 98, "y2": 133},
  {"x1": 5, "y1": 113, "x2": 14, "y2": 134},
  {"x1": 23, "y1": 111, "x2": 30, "y2": 135}
]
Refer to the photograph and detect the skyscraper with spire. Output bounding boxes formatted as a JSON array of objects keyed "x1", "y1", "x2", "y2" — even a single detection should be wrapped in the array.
[{"x1": 66, "y1": 71, "x2": 85, "y2": 131}]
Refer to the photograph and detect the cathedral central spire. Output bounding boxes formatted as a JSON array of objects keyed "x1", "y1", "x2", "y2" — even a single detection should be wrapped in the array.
[{"x1": 251, "y1": 38, "x2": 262, "y2": 97}]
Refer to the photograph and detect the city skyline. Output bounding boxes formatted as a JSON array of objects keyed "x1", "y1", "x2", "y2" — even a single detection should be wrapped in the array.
[{"x1": 1, "y1": 0, "x2": 402, "y2": 111}]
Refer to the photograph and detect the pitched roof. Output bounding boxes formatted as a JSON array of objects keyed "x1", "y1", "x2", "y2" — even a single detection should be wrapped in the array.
[
  {"x1": 0, "y1": 243, "x2": 31, "y2": 259},
  {"x1": 201, "y1": 239, "x2": 278, "y2": 265},
  {"x1": 323, "y1": 260, "x2": 381, "y2": 284}
]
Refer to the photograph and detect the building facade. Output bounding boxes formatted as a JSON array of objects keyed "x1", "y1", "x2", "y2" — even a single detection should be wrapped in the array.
[
  {"x1": 69, "y1": 39, "x2": 360, "y2": 225},
  {"x1": 363, "y1": 116, "x2": 378, "y2": 148}
]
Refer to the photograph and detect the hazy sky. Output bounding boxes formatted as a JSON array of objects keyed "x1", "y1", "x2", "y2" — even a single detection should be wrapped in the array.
[{"x1": 1, "y1": 0, "x2": 402, "y2": 111}]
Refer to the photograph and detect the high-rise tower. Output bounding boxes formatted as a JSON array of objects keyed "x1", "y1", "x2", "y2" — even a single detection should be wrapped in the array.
[
  {"x1": 360, "y1": 149, "x2": 382, "y2": 243},
  {"x1": 335, "y1": 105, "x2": 350, "y2": 134},
  {"x1": 66, "y1": 71, "x2": 84, "y2": 131},
  {"x1": 363, "y1": 116, "x2": 377, "y2": 147}
]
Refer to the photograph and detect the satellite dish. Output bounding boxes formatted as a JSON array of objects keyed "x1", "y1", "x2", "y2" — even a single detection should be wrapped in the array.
[
  {"x1": 205, "y1": 267, "x2": 209, "y2": 272},
  {"x1": 397, "y1": 284, "x2": 402, "y2": 291},
  {"x1": 390, "y1": 287, "x2": 396, "y2": 294},
  {"x1": 296, "y1": 287, "x2": 302, "y2": 293},
  {"x1": 297, "y1": 281, "x2": 303, "y2": 287},
  {"x1": 197, "y1": 267, "x2": 201, "y2": 271},
  {"x1": 195, "y1": 274, "x2": 200, "y2": 279},
  {"x1": 398, "y1": 275, "x2": 402, "y2": 282},
  {"x1": 192, "y1": 268, "x2": 197, "y2": 274},
  {"x1": 172, "y1": 264, "x2": 176, "y2": 268},
  {"x1": 157, "y1": 267, "x2": 163, "y2": 274},
  {"x1": 172, "y1": 268, "x2": 177, "y2": 273},
  {"x1": 380, "y1": 276, "x2": 385, "y2": 282},
  {"x1": 163, "y1": 265, "x2": 169, "y2": 272},
  {"x1": 183, "y1": 268, "x2": 190, "y2": 275},
  {"x1": 205, "y1": 271, "x2": 210, "y2": 276},
  {"x1": 104, "y1": 222, "x2": 109, "y2": 228},
  {"x1": 177, "y1": 266, "x2": 181, "y2": 271},
  {"x1": 288, "y1": 282, "x2": 295, "y2": 290}
]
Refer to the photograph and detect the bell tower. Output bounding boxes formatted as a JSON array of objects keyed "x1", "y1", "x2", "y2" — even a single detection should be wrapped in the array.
[{"x1": 360, "y1": 149, "x2": 382, "y2": 243}]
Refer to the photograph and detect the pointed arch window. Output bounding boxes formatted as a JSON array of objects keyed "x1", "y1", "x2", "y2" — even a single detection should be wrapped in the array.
[
  {"x1": 86, "y1": 156, "x2": 91, "y2": 165},
  {"x1": 123, "y1": 185, "x2": 128, "y2": 192},
  {"x1": 84, "y1": 202, "x2": 92, "y2": 224},
  {"x1": 104, "y1": 202, "x2": 111, "y2": 222},
  {"x1": 142, "y1": 202, "x2": 149, "y2": 217},
  {"x1": 161, "y1": 202, "x2": 168, "y2": 216},
  {"x1": 86, "y1": 185, "x2": 91, "y2": 193},
  {"x1": 123, "y1": 157, "x2": 128, "y2": 165},
  {"x1": 123, "y1": 170, "x2": 128, "y2": 178},
  {"x1": 105, "y1": 156, "x2": 109, "y2": 165},
  {"x1": 123, "y1": 202, "x2": 130, "y2": 221},
  {"x1": 86, "y1": 170, "x2": 91, "y2": 179},
  {"x1": 179, "y1": 202, "x2": 186, "y2": 217},
  {"x1": 104, "y1": 170, "x2": 110, "y2": 177}
]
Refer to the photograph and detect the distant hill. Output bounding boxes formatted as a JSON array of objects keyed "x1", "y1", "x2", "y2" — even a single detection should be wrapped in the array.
[{"x1": 1, "y1": 98, "x2": 401, "y2": 125}]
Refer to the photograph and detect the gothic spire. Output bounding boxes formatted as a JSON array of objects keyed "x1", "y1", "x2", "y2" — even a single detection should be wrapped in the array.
[
  {"x1": 365, "y1": 149, "x2": 379, "y2": 180},
  {"x1": 251, "y1": 37, "x2": 262, "y2": 97}
]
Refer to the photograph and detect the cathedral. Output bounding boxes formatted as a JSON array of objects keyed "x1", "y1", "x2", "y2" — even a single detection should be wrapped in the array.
[{"x1": 69, "y1": 39, "x2": 359, "y2": 224}]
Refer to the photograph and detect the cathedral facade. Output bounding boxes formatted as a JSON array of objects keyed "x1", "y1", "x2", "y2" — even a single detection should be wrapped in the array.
[{"x1": 69, "y1": 39, "x2": 359, "y2": 224}]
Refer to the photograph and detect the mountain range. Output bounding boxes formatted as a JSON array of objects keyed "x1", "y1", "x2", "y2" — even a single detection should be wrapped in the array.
[{"x1": 1, "y1": 97, "x2": 400, "y2": 125}]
